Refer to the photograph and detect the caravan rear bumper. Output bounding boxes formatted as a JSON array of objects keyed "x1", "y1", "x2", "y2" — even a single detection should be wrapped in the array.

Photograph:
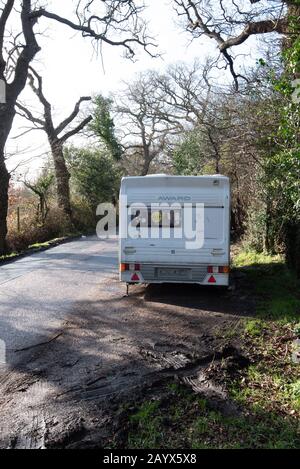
[{"x1": 119, "y1": 263, "x2": 230, "y2": 286}]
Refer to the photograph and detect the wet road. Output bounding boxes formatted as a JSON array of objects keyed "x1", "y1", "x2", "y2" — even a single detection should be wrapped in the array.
[{"x1": 0, "y1": 236, "x2": 118, "y2": 364}]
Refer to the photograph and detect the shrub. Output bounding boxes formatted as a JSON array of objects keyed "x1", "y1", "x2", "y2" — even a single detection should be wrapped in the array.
[{"x1": 7, "y1": 205, "x2": 71, "y2": 252}]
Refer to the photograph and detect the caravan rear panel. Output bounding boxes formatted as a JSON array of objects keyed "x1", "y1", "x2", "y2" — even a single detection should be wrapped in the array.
[{"x1": 119, "y1": 175, "x2": 230, "y2": 286}]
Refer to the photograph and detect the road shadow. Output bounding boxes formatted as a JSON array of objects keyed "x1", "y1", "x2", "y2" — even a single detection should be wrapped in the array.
[
  {"x1": 0, "y1": 261, "x2": 258, "y2": 448},
  {"x1": 126, "y1": 273, "x2": 255, "y2": 317}
]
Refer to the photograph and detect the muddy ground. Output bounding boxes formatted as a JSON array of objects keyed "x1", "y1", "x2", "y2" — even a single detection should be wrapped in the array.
[{"x1": 0, "y1": 273, "x2": 254, "y2": 449}]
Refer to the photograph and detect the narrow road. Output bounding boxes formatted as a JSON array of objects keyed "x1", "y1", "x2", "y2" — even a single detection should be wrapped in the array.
[
  {"x1": 0, "y1": 236, "x2": 253, "y2": 448},
  {"x1": 0, "y1": 236, "x2": 118, "y2": 365}
]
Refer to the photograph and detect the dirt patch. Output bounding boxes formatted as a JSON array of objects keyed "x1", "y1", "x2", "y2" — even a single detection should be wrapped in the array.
[
  {"x1": 110, "y1": 351, "x2": 249, "y2": 449},
  {"x1": 0, "y1": 273, "x2": 254, "y2": 449}
]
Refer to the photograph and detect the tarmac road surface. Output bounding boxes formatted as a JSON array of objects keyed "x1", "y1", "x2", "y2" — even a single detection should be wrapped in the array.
[
  {"x1": 0, "y1": 236, "x2": 252, "y2": 448},
  {"x1": 0, "y1": 236, "x2": 118, "y2": 364}
]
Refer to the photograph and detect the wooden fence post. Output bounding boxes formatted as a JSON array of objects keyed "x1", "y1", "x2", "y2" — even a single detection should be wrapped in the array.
[{"x1": 17, "y1": 207, "x2": 20, "y2": 232}]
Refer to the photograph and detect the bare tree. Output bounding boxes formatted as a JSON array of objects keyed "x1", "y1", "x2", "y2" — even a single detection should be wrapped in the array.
[
  {"x1": 174, "y1": 0, "x2": 297, "y2": 88},
  {"x1": 16, "y1": 67, "x2": 92, "y2": 217},
  {"x1": 154, "y1": 61, "x2": 232, "y2": 173},
  {"x1": 23, "y1": 171, "x2": 54, "y2": 224},
  {"x1": 153, "y1": 60, "x2": 279, "y2": 233},
  {"x1": 154, "y1": 60, "x2": 214, "y2": 126},
  {"x1": 0, "y1": 0, "x2": 154, "y2": 253},
  {"x1": 114, "y1": 72, "x2": 179, "y2": 175}
]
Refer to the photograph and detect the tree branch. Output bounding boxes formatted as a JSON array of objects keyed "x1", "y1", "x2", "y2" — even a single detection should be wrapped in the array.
[
  {"x1": 28, "y1": 65, "x2": 51, "y2": 111},
  {"x1": 31, "y1": 2, "x2": 156, "y2": 58},
  {"x1": 175, "y1": 0, "x2": 288, "y2": 90},
  {"x1": 55, "y1": 96, "x2": 91, "y2": 135},
  {"x1": 8, "y1": 0, "x2": 41, "y2": 102},
  {"x1": 0, "y1": 0, "x2": 15, "y2": 77},
  {"x1": 219, "y1": 18, "x2": 287, "y2": 52},
  {"x1": 59, "y1": 116, "x2": 93, "y2": 144},
  {"x1": 15, "y1": 101, "x2": 45, "y2": 127}
]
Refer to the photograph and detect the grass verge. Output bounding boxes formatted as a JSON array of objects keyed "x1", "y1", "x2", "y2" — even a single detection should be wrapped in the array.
[
  {"x1": 115, "y1": 250, "x2": 300, "y2": 449},
  {"x1": 0, "y1": 234, "x2": 81, "y2": 264},
  {"x1": 122, "y1": 382, "x2": 300, "y2": 449},
  {"x1": 229, "y1": 250, "x2": 300, "y2": 425}
]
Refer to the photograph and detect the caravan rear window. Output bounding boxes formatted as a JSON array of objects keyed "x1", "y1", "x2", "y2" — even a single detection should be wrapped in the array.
[
  {"x1": 130, "y1": 207, "x2": 182, "y2": 228},
  {"x1": 149, "y1": 208, "x2": 182, "y2": 228}
]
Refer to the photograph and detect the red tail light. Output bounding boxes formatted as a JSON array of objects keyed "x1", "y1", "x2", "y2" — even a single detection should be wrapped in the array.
[
  {"x1": 120, "y1": 263, "x2": 141, "y2": 272},
  {"x1": 207, "y1": 266, "x2": 230, "y2": 273},
  {"x1": 219, "y1": 266, "x2": 230, "y2": 273}
]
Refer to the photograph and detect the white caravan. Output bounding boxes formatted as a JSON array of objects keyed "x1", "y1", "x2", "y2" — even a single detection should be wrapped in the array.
[{"x1": 119, "y1": 175, "x2": 230, "y2": 287}]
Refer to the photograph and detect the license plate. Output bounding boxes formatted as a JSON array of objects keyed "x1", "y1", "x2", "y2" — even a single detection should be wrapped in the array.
[{"x1": 158, "y1": 268, "x2": 190, "y2": 279}]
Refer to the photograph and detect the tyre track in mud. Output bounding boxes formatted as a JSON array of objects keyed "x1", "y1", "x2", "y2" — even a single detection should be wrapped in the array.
[{"x1": 0, "y1": 274, "x2": 254, "y2": 449}]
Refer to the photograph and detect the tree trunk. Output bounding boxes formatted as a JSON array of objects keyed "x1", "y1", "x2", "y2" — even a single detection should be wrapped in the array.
[
  {"x1": 0, "y1": 1, "x2": 42, "y2": 254},
  {"x1": 141, "y1": 145, "x2": 152, "y2": 176},
  {"x1": 235, "y1": 194, "x2": 245, "y2": 238},
  {"x1": 51, "y1": 142, "x2": 72, "y2": 217},
  {"x1": 264, "y1": 197, "x2": 275, "y2": 254},
  {"x1": 0, "y1": 156, "x2": 10, "y2": 253},
  {"x1": 285, "y1": 222, "x2": 300, "y2": 277},
  {"x1": 0, "y1": 102, "x2": 15, "y2": 254},
  {"x1": 141, "y1": 158, "x2": 151, "y2": 176},
  {"x1": 296, "y1": 224, "x2": 300, "y2": 278}
]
